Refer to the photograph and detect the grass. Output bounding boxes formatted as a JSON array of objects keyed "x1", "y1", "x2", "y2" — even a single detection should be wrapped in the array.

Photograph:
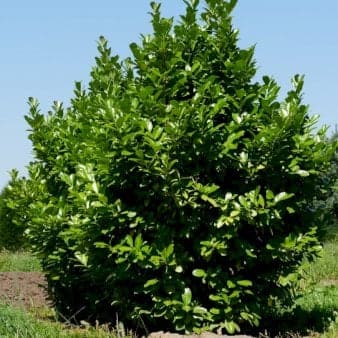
[
  {"x1": 285, "y1": 285, "x2": 338, "y2": 337},
  {"x1": 302, "y1": 237, "x2": 338, "y2": 286},
  {"x1": 0, "y1": 303, "x2": 62, "y2": 338},
  {"x1": 297, "y1": 235, "x2": 338, "y2": 338},
  {"x1": 0, "y1": 235, "x2": 337, "y2": 337},
  {"x1": 0, "y1": 250, "x2": 41, "y2": 272},
  {"x1": 0, "y1": 303, "x2": 123, "y2": 337}
]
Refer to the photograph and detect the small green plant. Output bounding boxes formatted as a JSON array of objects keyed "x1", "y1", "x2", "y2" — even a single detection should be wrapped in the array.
[{"x1": 9, "y1": 0, "x2": 335, "y2": 334}]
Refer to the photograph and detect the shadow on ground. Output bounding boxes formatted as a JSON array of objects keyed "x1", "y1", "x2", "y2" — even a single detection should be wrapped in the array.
[
  {"x1": 245, "y1": 286, "x2": 338, "y2": 337},
  {"x1": 258, "y1": 307, "x2": 336, "y2": 337}
]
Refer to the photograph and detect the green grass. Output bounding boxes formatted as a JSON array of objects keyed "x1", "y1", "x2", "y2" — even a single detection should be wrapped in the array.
[
  {"x1": 298, "y1": 237, "x2": 338, "y2": 338},
  {"x1": 292, "y1": 285, "x2": 338, "y2": 336},
  {"x1": 0, "y1": 303, "x2": 62, "y2": 338},
  {"x1": 0, "y1": 250, "x2": 41, "y2": 272},
  {"x1": 302, "y1": 240, "x2": 338, "y2": 286},
  {"x1": 0, "y1": 303, "x2": 123, "y2": 337}
]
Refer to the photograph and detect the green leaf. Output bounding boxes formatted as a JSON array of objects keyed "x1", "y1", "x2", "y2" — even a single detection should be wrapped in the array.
[
  {"x1": 182, "y1": 288, "x2": 192, "y2": 306},
  {"x1": 121, "y1": 150, "x2": 132, "y2": 156},
  {"x1": 94, "y1": 242, "x2": 110, "y2": 249},
  {"x1": 201, "y1": 194, "x2": 218, "y2": 207},
  {"x1": 287, "y1": 206, "x2": 295, "y2": 214},
  {"x1": 74, "y1": 252, "x2": 88, "y2": 267},
  {"x1": 245, "y1": 249, "x2": 257, "y2": 258},
  {"x1": 221, "y1": 131, "x2": 245, "y2": 154},
  {"x1": 295, "y1": 169, "x2": 310, "y2": 177},
  {"x1": 127, "y1": 211, "x2": 137, "y2": 218},
  {"x1": 274, "y1": 192, "x2": 294, "y2": 204},
  {"x1": 144, "y1": 279, "x2": 159, "y2": 288},
  {"x1": 266, "y1": 243, "x2": 274, "y2": 250},
  {"x1": 192, "y1": 269, "x2": 206, "y2": 278},
  {"x1": 175, "y1": 265, "x2": 183, "y2": 273},
  {"x1": 238, "y1": 195, "x2": 248, "y2": 207},
  {"x1": 210, "y1": 307, "x2": 220, "y2": 315},
  {"x1": 224, "y1": 321, "x2": 237, "y2": 334},
  {"x1": 266, "y1": 189, "x2": 274, "y2": 200},
  {"x1": 162, "y1": 243, "x2": 174, "y2": 260},
  {"x1": 237, "y1": 280, "x2": 252, "y2": 287},
  {"x1": 227, "y1": 280, "x2": 236, "y2": 289},
  {"x1": 240, "y1": 312, "x2": 250, "y2": 320},
  {"x1": 91, "y1": 181, "x2": 99, "y2": 194},
  {"x1": 239, "y1": 151, "x2": 248, "y2": 163},
  {"x1": 193, "y1": 306, "x2": 207, "y2": 314}
]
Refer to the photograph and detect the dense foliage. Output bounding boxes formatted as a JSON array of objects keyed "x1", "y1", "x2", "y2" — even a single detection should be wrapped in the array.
[
  {"x1": 327, "y1": 130, "x2": 338, "y2": 228},
  {"x1": 8, "y1": 0, "x2": 335, "y2": 334},
  {"x1": 0, "y1": 172, "x2": 27, "y2": 251},
  {"x1": 312, "y1": 129, "x2": 338, "y2": 239}
]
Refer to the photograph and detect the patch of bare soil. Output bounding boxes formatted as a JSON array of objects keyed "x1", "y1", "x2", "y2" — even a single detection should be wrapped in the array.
[
  {"x1": 0, "y1": 272, "x2": 50, "y2": 310},
  {"x1": 320, "y1": 278, "x2": 338, "y2": 286}
]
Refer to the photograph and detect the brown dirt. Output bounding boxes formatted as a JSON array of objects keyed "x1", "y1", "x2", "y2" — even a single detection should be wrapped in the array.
[
  {"x1": 320, "y1": 278, "x2": 338, "y2": 286},
  {"x1": 0, "y1": 271, "x2": 50, "y2": 310}
]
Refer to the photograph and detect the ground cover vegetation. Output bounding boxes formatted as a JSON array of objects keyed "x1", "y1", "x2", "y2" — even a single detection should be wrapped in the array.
[
  {"x1": 0, "y1": 302, "x2": 123, "y2": 338},
  {"x1": 0, "y1": 0, "x2": 337, "y2": 335}
]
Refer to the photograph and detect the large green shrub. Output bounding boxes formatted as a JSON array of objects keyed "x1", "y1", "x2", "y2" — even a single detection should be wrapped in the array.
[{"x1": 12, "y1": 0, "x2": 335, "y2": 334}]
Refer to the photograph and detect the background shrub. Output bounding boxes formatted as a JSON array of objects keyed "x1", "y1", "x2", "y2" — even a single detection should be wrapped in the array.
[
  {"x1": 326, "y1": 129, "x2": 338, "y2": 233},
  {"x1": 312, "y1": 129, "x2": 338, "y2": 240},
  {"x1": 0, "y1": 171, "x2": 28, "y2": 251},
  {"x1": 9, "y1": 0, "x2": 335, "y2": 334}
]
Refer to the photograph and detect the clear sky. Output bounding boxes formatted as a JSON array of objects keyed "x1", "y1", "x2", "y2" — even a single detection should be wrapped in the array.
[{"x1": 1, "y1": 1, "x2": 337, "y2": 189}]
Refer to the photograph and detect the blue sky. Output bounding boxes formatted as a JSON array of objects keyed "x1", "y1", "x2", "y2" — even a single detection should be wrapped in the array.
[{"x1": 0, "y1": 1, "x2": 337, "y2": 188}]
